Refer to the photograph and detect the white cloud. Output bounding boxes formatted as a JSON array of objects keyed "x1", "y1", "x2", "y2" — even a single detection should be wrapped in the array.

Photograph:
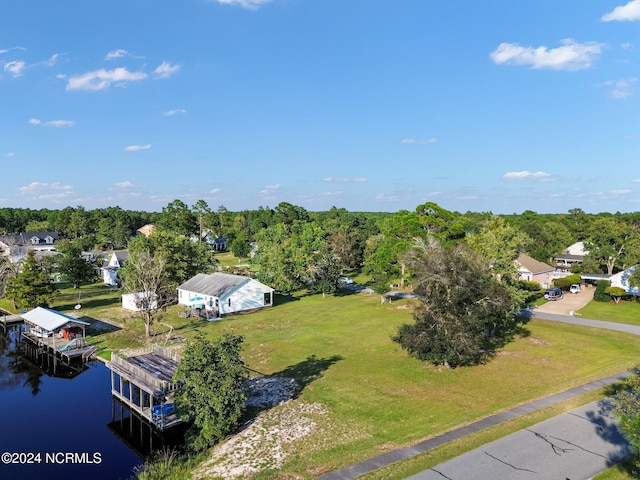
[
  {"x1": 66, "y1": 67, "x2": 148, "y2": 91},
  {"x1": 4, "y1": 60, "x2": 26, "y2": 77},
  {"x1": 5, "y1": 152, "x2": 15, "y2": 158},
  {"x1": 611, "y1": 189, "x2": 632, "y2": 194},
  {"x1": 210, "y1": 188, "x2": 222, "y2": 194},
  {"x1": 602, "y1": 0, "x2": 640, "y2": 21},
  {"x1": 375, "y1": 193, "x2": 401, "y2": 201},
  {"x1": 18, "y1": 181, "x2": 73, "y2": 195},
  {"x1": 45, "y1": 120, "x2": 74, "y2": 127},
  {"x1": 323, "y1": 177, "x2": 368, "y2": 183},
  {"x1": 113, "y1": 181, "x2": 136, "y2": 189},
  {"x1": 124, "y1": 144, "x2": 152, "y2": 151},
  {"x1": 401, "y1": 138, "x2": 438, "y2": 145},
  {"x1": 214, "y1": 0, "x2": 272, "y2": 10},
  {"x1": 105, "y1": 49, "x2": 130, "y2": 60},
  {"x1": 259, "y1": 184, "x2": 281, "y2": 194},
  {"x1": 601, "y1": 78, "x2": 637, "y2": 98},
  {"x1": 29, "y1": 118, "x2": 74, "y2": 127},
  {"x1": 162, "y1": 108, "x2": 187, "y2": 116},
  {"x1": 154, "y1": 61, "x2": 180, "y2": 79},
  {"x1": 490, "y1": 39, "x2": 604, "y2": 71},
  {"x1": 503, "y1": 171, "x2": 553, "y2": 181},
  {"x1": 45, "y1": 53, "x2": 60, "y2": 67},
  {"x1": 323, "y1": 190, "x2": 344, "y2": 196}
]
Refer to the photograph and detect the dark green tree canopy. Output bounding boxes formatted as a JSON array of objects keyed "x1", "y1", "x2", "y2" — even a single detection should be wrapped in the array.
[
  {"x1": 173, "y1": 333, "x2": 249, "y2": 452},
  {"x1": 394, "y1": 239, "x2": 521, "y2": 368},
  {"x1": 5, "y1": 250, "x2": 56, "y2": 309}
]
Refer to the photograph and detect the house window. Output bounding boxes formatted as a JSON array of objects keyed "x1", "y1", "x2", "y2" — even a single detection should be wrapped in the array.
[
  {"x1": 264, "y1": 292, "x2": 271, "y2": 305},
  {"x1": 228, "y1": 298, "x2": 231, "y2": 307},
  {"x1": 45, "y1": 236, "x2": 54, "y2": 244},
  {"x1": 30, "y1": 236, "x2": 40, "y2": 245}
]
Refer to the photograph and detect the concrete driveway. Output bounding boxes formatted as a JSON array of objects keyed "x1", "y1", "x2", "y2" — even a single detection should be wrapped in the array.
[{"x1": 534, "y1": 285, "x2": 594, "y2": 316}]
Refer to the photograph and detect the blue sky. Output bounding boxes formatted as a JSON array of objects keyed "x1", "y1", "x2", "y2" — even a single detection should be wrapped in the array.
[{"x1": 1, "y1": 1, "x2": 639, "y2": 214}]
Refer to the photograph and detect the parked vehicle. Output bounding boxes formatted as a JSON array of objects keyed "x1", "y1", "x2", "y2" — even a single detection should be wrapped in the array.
[
  {"x1": 569, "y1": 284, "x2": 581, "y2": 294},
  {"x1": 544, "y1": 288, "x2": 564, "y2": 301}
]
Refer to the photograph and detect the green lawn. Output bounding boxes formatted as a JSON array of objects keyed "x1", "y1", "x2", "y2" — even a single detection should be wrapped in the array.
[
  {"x1": 19, "y1": 283, "x2": 640, "y2": 478},
  {"x1": 579, "y1": 299, "x2": 640, "y2": 326}
]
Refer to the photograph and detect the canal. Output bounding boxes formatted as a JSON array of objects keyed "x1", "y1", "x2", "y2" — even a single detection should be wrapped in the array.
[{"x1": 0, "y1": 324, "x2": 171, "y2": 480}]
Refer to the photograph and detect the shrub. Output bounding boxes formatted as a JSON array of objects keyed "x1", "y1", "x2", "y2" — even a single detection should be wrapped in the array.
[
  {"x1": 518, "y1": 280, "x2": 541, "y2": 292},
  {"x1": 594, "y1": 280, "x2": 612, "y2": 302},
  {"x1": 553, "y1": 274, "x2": 582, "y2": 290}
]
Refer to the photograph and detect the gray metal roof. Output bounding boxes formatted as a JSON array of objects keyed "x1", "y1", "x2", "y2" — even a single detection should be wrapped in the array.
[
  {"x1": 22, "y1": 307, "x2": 90, "y2": 332},
  {"x1": 178, "y1": 273, "x2": 256, "y2": 298}
]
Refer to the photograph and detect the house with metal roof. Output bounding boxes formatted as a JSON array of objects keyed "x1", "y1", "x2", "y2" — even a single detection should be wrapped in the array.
[
  {"x1": 177, "y1": 272, "x2": 274, "y2": 318},
  {"x1": 21, "y1": 307, "x2": 97, "y2": 364},
  {"x1": 516, "y1": 253, "x2": 554, "y2": 288}
]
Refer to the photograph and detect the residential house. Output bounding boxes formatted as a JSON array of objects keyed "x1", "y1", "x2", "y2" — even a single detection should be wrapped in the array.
[
  {"x1": 136, "y1": 224, "x2": 157, "y2": 238},
  {"x1": 516, "y1": 253, "x2": 554, "y2": 289},
  {"x1": 554, "y1": 241, "x2": 589, "y2": 274},
  {"x1": 101, "y1": 251, "x2": 129, "y2": 286},
  {"x1": 609, "y1": 265, "x2": 640, "y2": 296},
  {"x1": 177, "y1": 272, "x2": 274, "y2": 318},
  {"x1": 122, "y1": 291, "x2": 158, "y2": 311},
  {"x1": 0, "y1": 231, "x2": 59, "y2": 263}
]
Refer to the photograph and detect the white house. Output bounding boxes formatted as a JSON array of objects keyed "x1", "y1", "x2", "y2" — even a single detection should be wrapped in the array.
[
  {"x1": 101, "y1": 251, "x2": 129, "y2": 286},
  {"x1": 177, "y1": 273, "x2": 274, "y2": 318},
  {"x1": 122, "y1": 292, "x2": 158, "y2": 311},
  {"x1": 609, "y1": 265, "x2": 640, "y2": 296}
]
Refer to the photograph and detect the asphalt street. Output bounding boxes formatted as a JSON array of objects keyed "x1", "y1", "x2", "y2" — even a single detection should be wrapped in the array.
[{"x1": 406, "y1": 401, "x2": 631, "y2": 480}]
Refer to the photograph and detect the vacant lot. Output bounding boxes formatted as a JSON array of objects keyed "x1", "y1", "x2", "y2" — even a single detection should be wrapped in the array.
[{"x1": 46, "y1": 284, "x2": 640, "y2": 478}]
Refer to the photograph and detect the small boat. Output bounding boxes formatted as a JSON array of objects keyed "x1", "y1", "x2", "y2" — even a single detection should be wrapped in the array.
[
  {"x1": 151, "y1": 403, "x2": 175, "y2": 418},
  {"x1": 29, "y1": 326, "x2": 53, "y2": 338}
]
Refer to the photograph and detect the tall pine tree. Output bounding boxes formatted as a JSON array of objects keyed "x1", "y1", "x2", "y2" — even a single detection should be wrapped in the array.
[{"x1": 5, "y1": 250, "x2": 56, "y2": 310}]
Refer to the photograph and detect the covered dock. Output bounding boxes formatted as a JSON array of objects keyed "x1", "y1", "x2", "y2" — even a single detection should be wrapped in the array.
[
  {"x1": 106, "y1": 346, "x2": 184, "y2": 431},
  {"x1": 21, "y1": 307, "x2": 97, "y2": 364}
]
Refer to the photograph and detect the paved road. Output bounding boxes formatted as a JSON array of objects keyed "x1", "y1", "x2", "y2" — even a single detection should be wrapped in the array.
[{"x1": 407, "y1": 401, "x2": 630, "y2": 480}]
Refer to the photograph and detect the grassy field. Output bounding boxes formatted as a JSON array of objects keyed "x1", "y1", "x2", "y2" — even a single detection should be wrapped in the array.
[
  {"x1": 579, "y1": 299, "x2": 640, "y2": 326},
  {"x1": 13, "y1": 282, "x2": 640, "y2": 478}
]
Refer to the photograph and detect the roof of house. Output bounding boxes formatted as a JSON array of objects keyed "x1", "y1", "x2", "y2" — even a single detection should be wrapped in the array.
[
  {"x1": 516, "y1": 253, "x2": 554, "y2": 274},
  {"x1": 554, "y1": 254, "x2": 584, "y2": 262},
  {"x1": 22, "y1": 307, "x2": 90, "y2": 332},
  {"x1": 178, "y1": 272, "x2": 272, "y2": 298},
  {"x1": 136, "y1": 224, "x2": 157, "y2": 237},
  {"x1": 0, "y1": 231, "x2": 59, "y2": 246}
]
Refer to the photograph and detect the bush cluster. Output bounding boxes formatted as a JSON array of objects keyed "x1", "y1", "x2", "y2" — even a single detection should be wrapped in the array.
[
  {"x1": 594, "y1": 280, "x2": 612, "y2": 302},
  {"x1": 553, "y1": 274, "x2": 582, "y2": 290}
]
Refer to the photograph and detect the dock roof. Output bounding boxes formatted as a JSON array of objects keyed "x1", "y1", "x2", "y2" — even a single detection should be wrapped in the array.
[{"x1": 22, "y1": 307, "x2": 89, "y2": 332}]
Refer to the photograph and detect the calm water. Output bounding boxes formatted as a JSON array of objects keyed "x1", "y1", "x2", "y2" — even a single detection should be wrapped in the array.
[{"x1": 0, "y1": 325, "x2": 147, "y2": 480}]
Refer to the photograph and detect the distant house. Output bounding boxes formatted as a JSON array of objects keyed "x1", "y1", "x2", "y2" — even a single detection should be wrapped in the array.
[
  {"x1": 0, "y1": 231, "x2": 59, "y2": 263},
  {"x1": 609, "y1": 265, "x2": 640, "y2": 296},
  {"x1": 101, "y1": 251, "x2": 129, "y2": 286},
  {"x1": 516, "y1": 253, "x2": 554, "y2": 288},
  {"x1": 122, "y1": 292, "x2": 158, "y2": 311},
  {"x1": 136, "y1": 224, "x2": 157, "y2": 238},
  {"x1": 177, "y1": 272, "x2": 274, "y2": 318},
  {"x1": 554, "y1": 241, "x2": 589, "y2": 273}
]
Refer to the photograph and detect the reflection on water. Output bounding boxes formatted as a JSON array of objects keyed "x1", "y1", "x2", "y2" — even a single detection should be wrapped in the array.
[{"x1": 0, "y1": 325, "x2": 176, "y2": 480}]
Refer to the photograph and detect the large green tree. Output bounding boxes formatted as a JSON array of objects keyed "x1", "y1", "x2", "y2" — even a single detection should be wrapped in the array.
[
  {"x1": 393, "y1": 239, "x2": 520, "y2": 368},
  {"x1": 610, "y1": 369, "x2": 640, "y2": 470},
  {"x1": 56, "y1": 239, "x2": 96, "y2": 288},
  {"x1": 5, "y1": 250, "x2": 56, "y2": 309},
  {"x1": 585, "y1": 218, "x2": 640, "y2": 274},
  {"x1": 173, "y1": 333, "x2": 249, "y2": 452}
]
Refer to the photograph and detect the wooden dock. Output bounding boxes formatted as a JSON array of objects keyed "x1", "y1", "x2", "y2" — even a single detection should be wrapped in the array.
[
  {"x1": 22, "y1": 331, "x2": 98, "y2": 363},
  {"x1": 106, "y1": 346, "x2": 184, "y2": 431},
  {"x1": 0, "y1": 313, "x2": 23, "y2": 333}
]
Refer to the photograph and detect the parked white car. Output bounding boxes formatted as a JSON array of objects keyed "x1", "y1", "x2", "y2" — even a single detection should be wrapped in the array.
[{"x1": 569, "y1": 284, "x2": 581, "y2": 294}]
